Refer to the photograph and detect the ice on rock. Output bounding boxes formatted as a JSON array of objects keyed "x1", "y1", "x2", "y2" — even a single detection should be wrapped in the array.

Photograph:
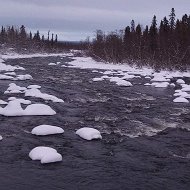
[
  {"x1": 32, "y1": 125, "x2": 64, "y2": 136},
  {"x1": 25, "y1": 88, "x2": 64, "y2": 103},
  {"x1": 24, "y1": 104, "x2": 56, "y2": 116},
  {"x1": 76, "y1": 127, "x2": 102, "y2": 140},
  {"x1": 176, "y1": 79, "x2": 185, "y2": 84},
  {"x1": 173, "y1": 97, "x2": 189, "y2": 103},
  {"x1": 29, "y1": 146, "x2": 62, "y2": 164}
]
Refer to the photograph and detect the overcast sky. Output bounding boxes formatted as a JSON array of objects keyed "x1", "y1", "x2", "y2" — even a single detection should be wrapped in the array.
[{"x1": 0, "y1": 0, "x2": 189, "y2": 41}]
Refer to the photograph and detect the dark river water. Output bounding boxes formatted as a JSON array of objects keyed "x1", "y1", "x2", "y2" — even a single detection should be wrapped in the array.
[{"x1": 0, "y1": 55, "x2": 190, "y2": 190}]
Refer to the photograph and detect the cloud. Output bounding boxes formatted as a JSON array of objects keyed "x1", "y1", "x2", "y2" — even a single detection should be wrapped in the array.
[{"x1": 0, "y1": 0, "x2": 189, "y2": 40}]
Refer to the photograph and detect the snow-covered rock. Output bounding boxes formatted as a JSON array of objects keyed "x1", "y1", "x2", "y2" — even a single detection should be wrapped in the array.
[
  {"x1": 151, "y1": 82, "x2": 169, "y2": 88},
  {"x1": 151, "y1": 74, "x2": 170, "y2": 82},
  {"x1": 176, "y1": 79, "x2": 185, "y2": 84},
  {"x1": 32, "y1": 125, "x2": 64, "y2": 136},
  {"x1": 0, "y1": 74, "x2": 14, "y2": 80},
  {"x1": 173, "y1": 97, "x2": 189, "y2": 103},
  {"x1": 24, "y1": 104, "x2": 56, "y2": 116},
  {"x1": 29, "y1": 146, "x2": 62, "y2": 164},
  {"x1": 48, "y1": 63, "x2": 57, "y2": 66},
  {"x1": 25, "y1": 88, "x2": 64, "y2": 103},
  {"x1": 16, "y1": 74, "x2": 33, "y2": 80},
  {"x1": 0, "y1": 100, "x2": 8, "y2": 105},
  {"x1": 27, "y1": 85, "x2": 41, "y2": 89},
  {"x1": 76, "y1": 127, "x2": 102, "y2": 140}
]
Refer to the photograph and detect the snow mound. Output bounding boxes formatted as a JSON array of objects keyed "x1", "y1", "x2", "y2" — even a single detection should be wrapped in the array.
[
  {"x1": 4, "y1": 83, "x2": 27, "y2": 94},
  {"x1": 0, "y1": 61, "x2": 25, "y2": 72},
  {"x1": 4, "y1": 72, "x2": 16, "y2": 76},
  {"x1": 176, "y1": 79, "x2": 185, "y2": 84},
  {"x1": 173, "y1": 97, "x2": 189, "y2": 103},
  {"x1": 27, "y1": 85, "x2": 41, "y2": 89},
  {"x1": 0, "y1": 99, "x2": 55, "y2": 116},
  {"x1": 24, "y1": 104, "x2": 56, "y2": 116},
  {"x1": 0, "y1": 74, "x2": 14, "y2": 80},
  {"x1": 109, "y1": 77, "x2": 132, "y2": 87},
  {"x1": 0, "y1": 100, "x2": 7, "y2": 105},
  {"x1": 29, "y1": 146, "x2": 62, "y2": 164},
  {"x1": 32, "y1": 125, "x2": 64, "y2": 136},
  {"x1": 16, "y1": 74, "x2": 33, "y2": 80},
  {"x1": 25, "y1": 88, "x2": 64, "y2": 103},
  {"x1": 0, "y1": 99, "x2": 25, "y2": 116},
  {"x1": 151, "y1": 74, "x2": 170, "y2": 82},
  {"x1": 76, "y1": 127, "x2": 102, "y2": 140},
  {"x1": 151, "y1": 82, "x2": 169, "y2": 88},
  {"x1": 48, "y1": 63, "x2": 57, "y2": 66}
]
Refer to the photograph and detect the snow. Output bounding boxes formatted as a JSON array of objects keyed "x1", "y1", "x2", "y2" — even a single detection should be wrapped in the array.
[
  {"x1": 24, "y1": 104, "x2": 56, "y2": 116},
  {"x1": 0, "y1": 99, "x2": 56, "y2": 116},
  {"x1": 151, "y1": 74, "x2": 170, "y2": 82},
  {"x1": 0, "y1": 100, "x2": 8, "y2": 105},
  {"x1": 176, "y1": 79, "x2": 185, "y2": 84},
  {"x1": 29, "y1": 146, "x2": 62, "y2": 164},
  {"x1": 32, "y1": 125, "x2": 64, "y2": 136},
  {"x1": 173, "y1": 97, "x2": 189, "y2": 103},
  {"x1": 16, "y1": 74, "x2": 33, "y2": 80},
  {"x1": 151, "y1": 82, "x2": 169, "y2": 88},
  {"x1": 48, "y1": 63, "x2": 57, "y2": 66},
  {"x1": 25, "y1": 88, "x2": 64, "y2": 103},
  {"x1": 4, "y1": 72, "x2": 16, "y2": 76},
  {"x1": 5, "y1": 83, "x2": 27, "y2": 94},
  {"x1": 0, "y1": 135, "x2": 2, "y2": 141},
  {"x1": 27, "y1": 85, "x2": 41, "y2": 89},
  {"x1": 0, "y1": 74, "x2": 14, "y2": 80},
  {"x1": 109, "y1": 77, "x2": 132, "y2": 87},
  {"x1": 76, "y1": 127, "x2": 102, "y2": 140}
]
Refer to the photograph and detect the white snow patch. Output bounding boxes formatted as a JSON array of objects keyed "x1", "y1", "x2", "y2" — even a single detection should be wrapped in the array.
[
  {"x1": 25, "y1": 88, "x2": 64, "y2": 103},
  {"x1": 29, "y1": 146, "x2": 62, "y2": 164},
  {"x1": 176, "y1": 79, "x2": 185, "y2": 84},
  {"x1": 173, "y1": 97, "x2": 189, "y2": 103},
  {"x1": 76, "y1": 127, "x2": 102, "y2": 140},
  {"x1": 32, "y1": 125, "x2": 64, "y2": 136},
  {"x1": 24, "y1": 104, "x2": 56, "y2": 116}
]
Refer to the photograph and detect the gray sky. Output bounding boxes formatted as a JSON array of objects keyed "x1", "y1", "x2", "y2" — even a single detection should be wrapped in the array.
[{"x1": 0, "y1": 0, "x2": 189, "y2": 41}]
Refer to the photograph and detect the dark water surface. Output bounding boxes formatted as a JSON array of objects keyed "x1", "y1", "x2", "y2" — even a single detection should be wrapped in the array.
[{"x1": 0, "y1": 56, "x2": 190, "y2": 190}]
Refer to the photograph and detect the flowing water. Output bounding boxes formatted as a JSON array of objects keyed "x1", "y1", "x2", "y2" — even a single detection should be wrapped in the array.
[{"x1": 0, "y1": 56, "x2": 190, "y2": 190}]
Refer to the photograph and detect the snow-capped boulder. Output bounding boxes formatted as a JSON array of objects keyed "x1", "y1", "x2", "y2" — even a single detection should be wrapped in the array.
[
  {"x1": 173, "y1": 97, "x2": 189, "y2": 103},
  {"x1": 29, "y1": 146, "x2": 62, "y2": 164},
  {"x1": 76, "y1": 127, "x2": 102, "y2": 141},
  {"x1": 176, "y1": 79, "x2": 185, "y2": 84},
  {"x1": 32, "y1": 125, "x2": 64, "y2": 136},
  {"x1": 24, "y1": 104, "x2": 56, "y2": 116}
]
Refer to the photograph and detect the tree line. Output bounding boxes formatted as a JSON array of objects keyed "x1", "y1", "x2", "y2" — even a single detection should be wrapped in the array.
[
  {"x1": 0, "y1": 25, "x2": 87, "y2": 52},
  {"x1": 90, "y1": 8, "x2": 190, "y2": 70}
]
